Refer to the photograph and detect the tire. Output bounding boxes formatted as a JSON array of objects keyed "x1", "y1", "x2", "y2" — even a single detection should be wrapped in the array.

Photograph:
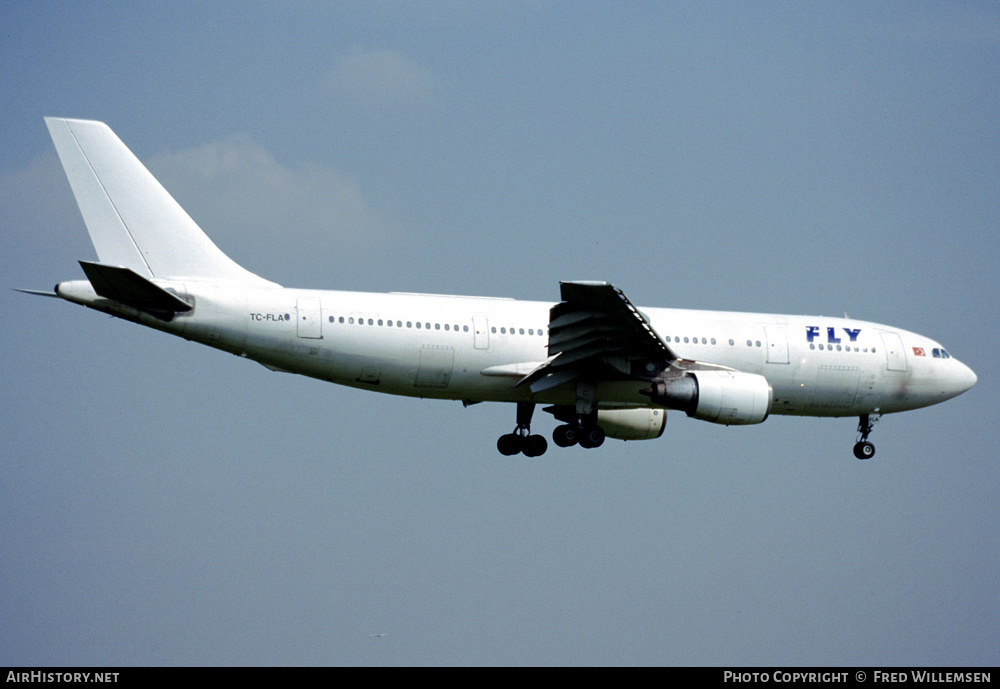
[
  {"x1": 853, "y1": 441, "x2": 875, "y2": 460},
  {"x1": 497, "y1": 433, "x2": 522, "y2": 456},
  {"x1": 553, "y1": 425, "x2": 578, "y2": 447},
  {"x1": 578, "y1": 426, "x2": 605, "y2": 449},
  {"x1": 523, "y1": 434, "x2": 548, "y2": 457}
]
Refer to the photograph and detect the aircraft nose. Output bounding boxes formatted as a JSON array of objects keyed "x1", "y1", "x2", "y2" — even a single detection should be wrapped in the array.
[
  {"x1": 955, "y1": 363, "x2": 979, "y2": 394},
  {"x1": 951, "y1": 361, "x2": 977, "y2": 396}
]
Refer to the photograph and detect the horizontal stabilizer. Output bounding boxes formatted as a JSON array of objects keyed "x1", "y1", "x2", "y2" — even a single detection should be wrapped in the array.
[
  {"x1": 79, "y1": 261, "x2": 192, "y2": 318},
  {"x1": 12, "y1": 287, "x2": 58, "y2": 298}
]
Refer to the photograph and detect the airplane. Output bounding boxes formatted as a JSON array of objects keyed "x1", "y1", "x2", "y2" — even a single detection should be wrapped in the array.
[{"x1": 24, "y1": 118, "x2": 977, "y2": 460}]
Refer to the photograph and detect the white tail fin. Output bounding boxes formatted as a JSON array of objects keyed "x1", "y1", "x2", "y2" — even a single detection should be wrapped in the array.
[{"x1": 45, "y1": 117, "x2": 277, "y2": 286}]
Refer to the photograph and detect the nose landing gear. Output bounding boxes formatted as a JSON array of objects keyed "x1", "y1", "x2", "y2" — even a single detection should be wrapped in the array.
[{"x1": 853, "y1": 413, "x2": 879, "y2": 460}]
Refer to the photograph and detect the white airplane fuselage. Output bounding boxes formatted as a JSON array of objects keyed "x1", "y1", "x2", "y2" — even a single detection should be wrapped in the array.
[
  {"x1": 38, "y1": 117, "x2": 976, "y2": 458},
  {"x1": 54, "y1": 278, "x2": 975, "y2": 418}
]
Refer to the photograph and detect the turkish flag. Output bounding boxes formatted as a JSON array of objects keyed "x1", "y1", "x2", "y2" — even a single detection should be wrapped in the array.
[{"x1": 913, "y1": 347, "x2": 925, "y2": 356}]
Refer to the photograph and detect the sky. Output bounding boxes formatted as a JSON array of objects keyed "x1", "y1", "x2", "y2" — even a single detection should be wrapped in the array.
[{"x1": 2, "y1": 1, "x2": 998, "y2": 667}]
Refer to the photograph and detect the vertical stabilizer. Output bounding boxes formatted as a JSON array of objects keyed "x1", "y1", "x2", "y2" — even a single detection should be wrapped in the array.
[{"x1": 45, "y1": 117, "x2": 277, "y2": 285}]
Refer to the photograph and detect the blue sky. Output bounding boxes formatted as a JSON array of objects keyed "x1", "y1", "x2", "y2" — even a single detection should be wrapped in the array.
[{"x1": 2, "y1": 2, "x2": 997, "y2": 666}]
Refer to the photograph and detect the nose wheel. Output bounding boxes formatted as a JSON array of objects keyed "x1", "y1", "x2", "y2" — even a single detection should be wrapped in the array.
[{"x1": 853, "y1": 414, "x2": 879, "y2": 460}]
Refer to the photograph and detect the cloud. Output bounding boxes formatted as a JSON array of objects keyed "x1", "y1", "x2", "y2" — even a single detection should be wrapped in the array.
[
  {"x1": 326, "y1": 46, "x2": 437, "y2": 106},
  {"x1": 0, "y1": 152, "x2": 92, "y2": 283},
  {"x1": 145, "y1": 136, "x2": 395, "y2": 284},
  {"x1": 3, "y1": 135, "x2": 405, "y2": 291}
]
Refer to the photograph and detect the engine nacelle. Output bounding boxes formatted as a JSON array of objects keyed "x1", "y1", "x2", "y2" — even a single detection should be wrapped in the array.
[
  {"x1": 643, "y1": 370, "x2": 772, "y2": 426},
  {"x1": 596, "y1": 408, "x2": 667, "y2": 440}
]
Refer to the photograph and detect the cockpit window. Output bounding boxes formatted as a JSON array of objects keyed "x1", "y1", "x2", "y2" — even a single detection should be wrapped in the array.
[{"x1": 932, "y1": 348, "x2": 952, "y2": 359}]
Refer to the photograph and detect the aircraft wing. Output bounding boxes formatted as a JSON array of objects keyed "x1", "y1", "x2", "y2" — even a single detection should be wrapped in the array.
[{"x1": 517, "y1": 281, "x2": 676, "y2": 393}]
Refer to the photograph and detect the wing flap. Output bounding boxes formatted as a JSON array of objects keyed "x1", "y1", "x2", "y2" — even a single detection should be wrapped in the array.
[
  {"x1": 516, "y1": 282, "x2": 676, "y2": 392},
  {"x1": 520, "y1": 367, "x2": 580, "y2": 394}
]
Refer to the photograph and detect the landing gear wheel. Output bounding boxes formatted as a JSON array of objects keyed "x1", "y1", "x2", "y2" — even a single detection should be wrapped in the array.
[
  {"x1": 552, "y1": 424, "x2": 578, "y2": 448},
  {"x1": 522, "y1": 434, "x2": 548, "y2": 458},
  {"x1": 578, "y1": 426, "x2": 606, "y2": 449},
  {"x1": 496, "y1": 403, "x2": 549, "y2": 457},
  {"x1": 853, "y1": 414, "x2": 879, "y2": 460},
  {"x1": 497, "y1": 433, "x2": 522, "y2": 456},
  {"x1": 853, "y1": 441, "x2": 875, "y2": 460}
]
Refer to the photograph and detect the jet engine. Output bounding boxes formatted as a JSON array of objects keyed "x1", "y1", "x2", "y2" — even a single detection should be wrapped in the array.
[
  {"x1": 642, "y1": 370, "x2": 772, "y2": 425},
  {"x1": 596, "y1": 408, "x2": 667, "y2": 441}
]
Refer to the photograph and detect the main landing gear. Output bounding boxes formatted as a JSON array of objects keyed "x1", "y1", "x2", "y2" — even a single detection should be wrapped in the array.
[
  {"x1": 550, "y1": 380, "x2": 605, "y2": 450},
  {"x1": 497, "y1": 402, "x2": 549, "y2": 457},
  {"x1": 496, "y1": 402, "x2": 608, "y2": 456},
  {"x1": 552, "y1": 417, "x2": 605, "y2": 449},
  {"x1": 853, "y1": 413, "x2": 880, "y2": 460}
]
